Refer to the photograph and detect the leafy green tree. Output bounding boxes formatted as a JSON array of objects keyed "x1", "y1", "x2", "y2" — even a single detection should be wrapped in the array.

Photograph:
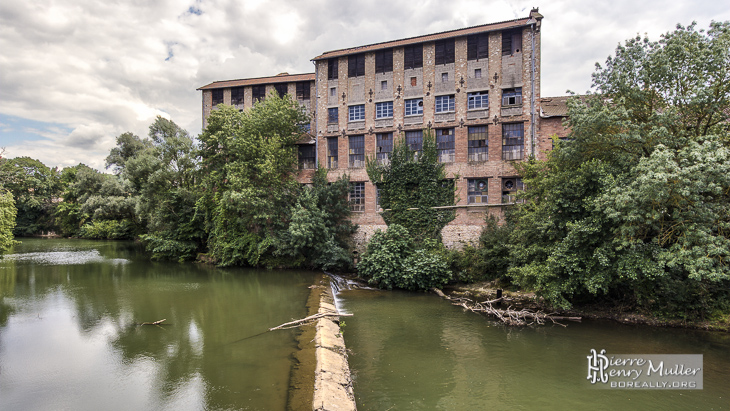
[
  {"x1": 0, "y1": 190, "x2": 17, "y2": 254},
  {"x1": 197, "y1": 93, "x2": 309, "y2": 266},
  {"x1": 509, "y1": 22, "x2": 730, "y2": 318},
  {"x1": 275, "y1": 168, "x2": 356, "y2": 270},
  {"x1": 137, "y1": 116, "x2": 203, "y2": 261},
  {"x1": 0, "y1": 157, "x2": 60, "y2": 235},
  {"x1": 54, "y1": 164, "x2": 106, "y2": 236},
  {"x1": 105, "y1": 132, "x2": 153, "y2": 174}
]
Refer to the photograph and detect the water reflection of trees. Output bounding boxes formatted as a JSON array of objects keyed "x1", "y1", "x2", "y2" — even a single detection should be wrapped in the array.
[{"x1": 2, "y1": 241, "x2": 315, "y2": 410}]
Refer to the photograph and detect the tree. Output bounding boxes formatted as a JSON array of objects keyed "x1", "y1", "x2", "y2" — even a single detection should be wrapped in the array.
[
  {"x1": 197, "y1": 92, "x2": 309, "y2": 266},
  {"x1": 54, "y1": 163, "x2": 106, "y2": 237},
  {"x1": 274, "y1": 168, "x2": 356, "y2": 270},
  {"x1": 508, "y1": 22, "x2": 730, "y2": 318},
  {"x1": 0, "y1": 157, "x2": 60, "y2": 235},
  {"x1": 105, "y1": 132, "x2": 152, "y2": 174},
  {"x1": 0, "y1": 190, "x2": 17, "y2": 254},
  {"x1": 137, "y1": 116, "x2": 203, "y2": 261}
]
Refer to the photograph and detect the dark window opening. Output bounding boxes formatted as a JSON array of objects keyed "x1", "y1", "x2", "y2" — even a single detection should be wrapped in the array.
[
  {"x1": 403, "y1": 44, "x2": 423, "y2": 69},
  {"x1": 298, "y1": 145, "x2": 315, "y2": 170},
  {"x1": 468, "y1": 125, "x2": 488, "y2": 162},
  {"x1": 435, "y1": 39, "x2": 455, "y2": 65},
  {"x1": 328, "y1": 107, "x2": 338, "y2": 124},
  {"x1": 502, "y1": 177, "x2": 524, "y2": 203},
  {"x1": 436, "y1": 128, "x2": 455, "y2": 163},
  {"x1": 502, "y1": 123, "x2": 524, "y2": 160},
  {"x1": 349, "y1": 135, "x2": 365, "y2": 168},
  {"x1": 467, "y1": 33, "x2": 489, "y2": 61},
  {"x1": 502, "y1": 29, "x2": 522, "y2": 56},
  {"x1": 376, "y1": 132, "x2": 393, "y2": 164},
  {"x1": 502, "y1": 88, "x2": 522, "y2": 106},
  {"x1": 328, "y1": 58, "x2": 338, "y2": 80},
  {"x1": 252, "y1": 85, "x2": 266, "y2": 102},
  {"x1": 212, "y1": 89, "x2": 223, "y2": 106},
  {"x1": 375, "y1": 49, "x2": 393, "y2": 74},
  {"x1": 350, "y1": 182, "x2": 365, "y2": 212},
  {"x1": 468, "y1": 178, "x2": 489, "y2": 204},
  {"x1": 348, "y1": 54, "x2": 365, "y2": 77},
  {"x1": 275, "y1": 83, "x2": 288, "y2": 98},
  {"x1": 231, "y1": 87, "x2": 244, "y2": 105},
  {"x1": 405, "y1": 130, "x2": 423, "y2": 155},
  {"x1": 296, "y1": 82, "x2": 310, "y2": 100},
  {"x1": 327, "y1": 137, "x2": 338, "y2": 169}
]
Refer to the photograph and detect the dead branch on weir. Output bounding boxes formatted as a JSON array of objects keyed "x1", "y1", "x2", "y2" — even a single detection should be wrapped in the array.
[
  {"x1": 269, "y1": 312, "x2": 353, "y2": 331},
  {"x1": 141, "y1": 319, "x2": 167, "y2": 325},
  {"x1": 432, "y1": 288, "x2": 581, "y2": 326}
]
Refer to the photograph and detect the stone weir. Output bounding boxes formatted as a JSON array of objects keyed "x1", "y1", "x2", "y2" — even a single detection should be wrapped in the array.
[{"x1": 288, "y1": 274, "x2": 357, "y2": 411}]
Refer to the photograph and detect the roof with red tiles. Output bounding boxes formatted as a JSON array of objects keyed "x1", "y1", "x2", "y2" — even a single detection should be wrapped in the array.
[
  {"x1": 198, "y1": 72, "x2": 315, "y2": 91},
  {"x1": 312, "y1": 15, "x2": 537, "y2": 61}
]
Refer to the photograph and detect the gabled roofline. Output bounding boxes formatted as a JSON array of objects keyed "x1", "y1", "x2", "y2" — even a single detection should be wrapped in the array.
[
  {"x1": 197, "y1": 72, "x2": 315, "y2": 91},
  {"x1": 312, "y1": 16, "x2": 533, "y2": 61}
]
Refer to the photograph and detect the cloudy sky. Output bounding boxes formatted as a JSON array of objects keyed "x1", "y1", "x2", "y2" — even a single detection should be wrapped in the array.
[{"x1": 1, "y1": 0, "x2": 728, "y2": 170}]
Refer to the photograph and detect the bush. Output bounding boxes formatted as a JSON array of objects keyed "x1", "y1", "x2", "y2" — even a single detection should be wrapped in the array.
[
  {"x1": 444, "y1": 214, "x2": 514, "y2": 283},
  {"x1": 79, "y1": 219, "x2": 134, "y2": 240},
  {"x1": 359, "y1": 225, "x2": 451, "y2": 290}
]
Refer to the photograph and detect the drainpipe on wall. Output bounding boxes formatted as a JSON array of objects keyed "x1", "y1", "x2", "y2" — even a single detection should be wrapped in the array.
[
  {"x1": 529, "y1": 21, "x2": 536, "y2": 158},
  {"x1": 313, "y1": 61, "x2": 319, "y2": 168}
]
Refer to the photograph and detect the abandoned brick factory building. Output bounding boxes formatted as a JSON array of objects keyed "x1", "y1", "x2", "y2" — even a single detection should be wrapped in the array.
[{"x1": 197, "y1": 8, "x2": 569, "y2": 248}]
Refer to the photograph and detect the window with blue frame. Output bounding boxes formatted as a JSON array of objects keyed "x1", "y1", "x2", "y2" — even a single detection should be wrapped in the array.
[
  {"x1": 468, "y1": 91, "x2": 489, "y2": 109},
  {"x1": 405, "y1": 98, "x2": 423, "y2": 116},
  {"x1": 435, "y1": 95, "x2": 455, "y2": 113},
  {"x1": 349, "y1": 105, "x2": 365, "y2": 121},
  {"x1": 376, "y1": 101, "x2": 393, "y2": 118}
]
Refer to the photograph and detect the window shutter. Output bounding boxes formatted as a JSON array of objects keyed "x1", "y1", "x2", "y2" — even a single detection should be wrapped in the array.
[
  {"x1": 435, "y1": 41, "x2": 444, "y2": 65},
  {"x1": 467, "y1": 35, "x2": 477, "y2": 60},
  {"x1": 328, "y1": 58, "x2": 338, "y2": 80},
  {"x1": 477, "y1": 34, "x2": 489, "y2": 59},
  {"x1": 436, "y1": 39, "x2": 455, "y2": 64}
]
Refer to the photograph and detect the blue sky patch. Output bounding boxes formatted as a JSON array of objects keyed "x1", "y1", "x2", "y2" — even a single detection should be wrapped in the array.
[{"x1": 0, "y1": 113, "x2": 71, "y2": 146}]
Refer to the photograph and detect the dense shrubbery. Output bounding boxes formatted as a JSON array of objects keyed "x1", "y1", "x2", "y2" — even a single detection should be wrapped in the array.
[
  {"x1": 79, "y1": 219, "x2": 135, "y2": 240},
  {"x1": 447, "y1": 214, "x2": 513, "y2": 283},
  {"x1": 358, "y1": 225, "x2": 450, "y2": 290},
  {"x1": 0, "y1": 190, "x2": 17, "y2": 255}
]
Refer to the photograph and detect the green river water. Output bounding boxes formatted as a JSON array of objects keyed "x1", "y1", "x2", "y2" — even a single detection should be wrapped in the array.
[{"x1": 1, "y1": 239, "x2": 728, "y2": 410}]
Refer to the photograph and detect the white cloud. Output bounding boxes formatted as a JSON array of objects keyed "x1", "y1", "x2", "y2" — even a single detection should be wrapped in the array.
[{"x1": 1, "y1": 0, "x2": 728, "y2": 170}]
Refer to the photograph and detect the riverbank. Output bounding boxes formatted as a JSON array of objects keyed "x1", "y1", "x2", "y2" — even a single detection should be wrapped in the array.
[{"x1": 444, "y1": 281, "x2": 730, "y2": 332}]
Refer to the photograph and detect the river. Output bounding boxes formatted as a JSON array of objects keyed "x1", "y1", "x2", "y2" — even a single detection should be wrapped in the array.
[
  {"x1": 1, "y1": 239, "x2": 728, "y2": 410},
  {"x1": 0, "y1": 239, "x2": 315, "y2": 410}
]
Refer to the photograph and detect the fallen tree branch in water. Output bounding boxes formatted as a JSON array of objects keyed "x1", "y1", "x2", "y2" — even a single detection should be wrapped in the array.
[
  {"x1": 140, "y1": 319, "x2": 167, "y2": 325},
  {"x1": 432, "y1": 289, "x2": 581, "y2": 326},
  {"x1": 269, "y1": 312, "x2": 353, "y2": 331}
]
